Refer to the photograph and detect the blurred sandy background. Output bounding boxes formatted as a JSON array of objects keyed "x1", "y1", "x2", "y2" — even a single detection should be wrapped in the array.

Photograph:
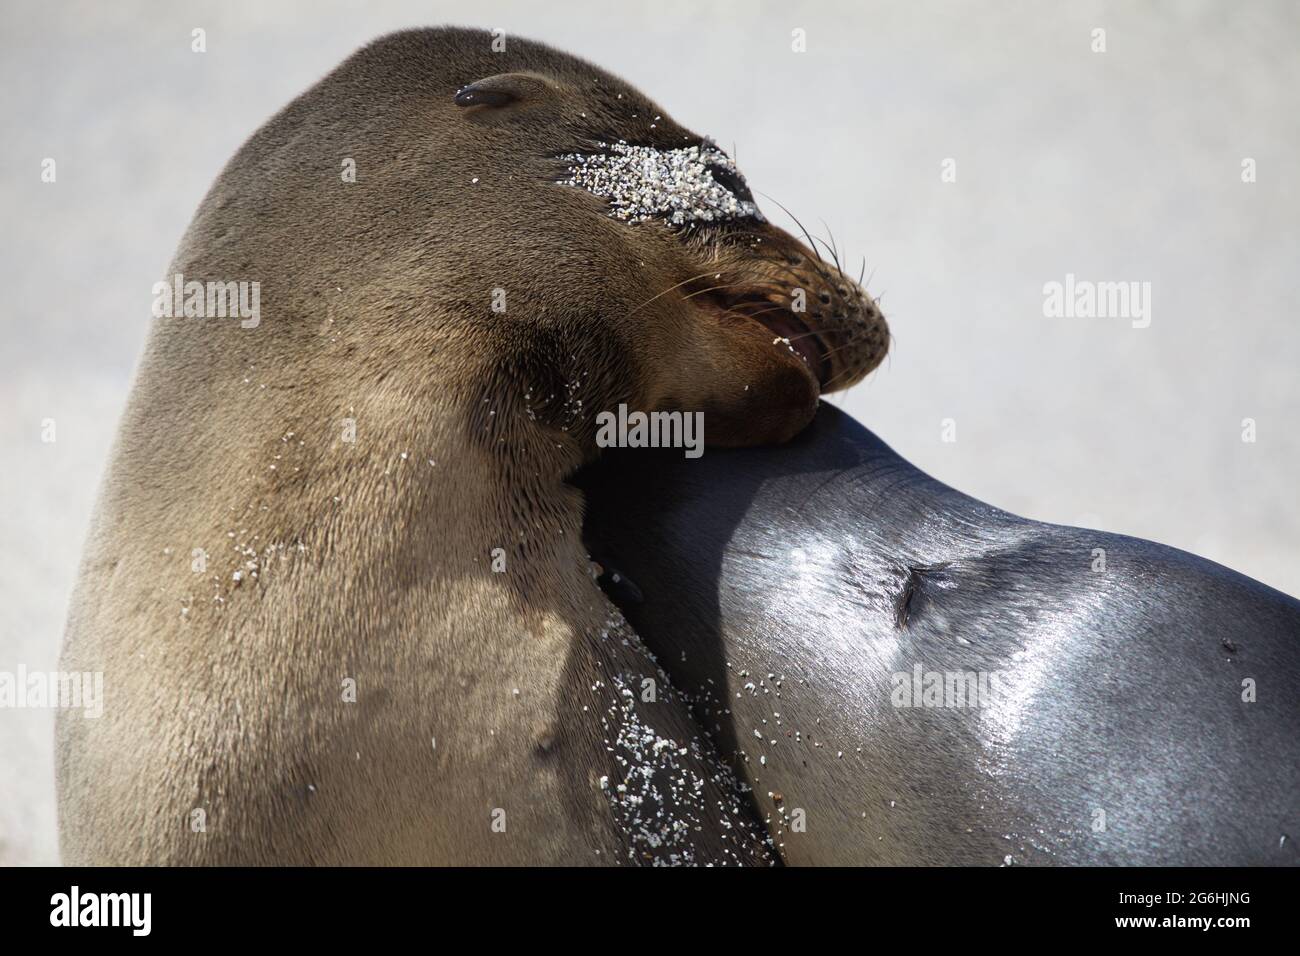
[{"x1": 1, "y1": 0, "x2": 1296, "y2": 865}]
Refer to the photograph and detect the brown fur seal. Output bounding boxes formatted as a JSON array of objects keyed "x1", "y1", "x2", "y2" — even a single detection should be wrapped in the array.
[{"x1": 56, "y1": 27, "x2": 887, "y2": 865}]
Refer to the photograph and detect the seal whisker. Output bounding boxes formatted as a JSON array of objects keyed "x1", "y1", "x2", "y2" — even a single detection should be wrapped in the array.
[
  {"x1": 728, "y1": 304, "x2": 795, "y2": 320},
  {"x1": 677, "y1": 282, "x2": 753, "y2": 303},
  {"x1": 811, "y1": 236, "x2": 840, "y2": 273},
  {"x1": 624, "y1": 270, "x2": 736, "y2": 318},
  {"x1": 754, "y1": 189, "x2": 826, "y2": 266},
  {"x1": 765, "y1": 252, "x2": 841, "y2": 295},
  {"x1": 815, "y1": 220, "x2": 846, "y2": 280}
]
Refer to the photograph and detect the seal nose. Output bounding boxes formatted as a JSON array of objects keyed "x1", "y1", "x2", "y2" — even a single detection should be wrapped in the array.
[
  {"x1": 759, "y1": 229, "x2": 889, "y2": 392},
  {"x1": 699, "y1": 222, "x2": 888, "y2": 391}
]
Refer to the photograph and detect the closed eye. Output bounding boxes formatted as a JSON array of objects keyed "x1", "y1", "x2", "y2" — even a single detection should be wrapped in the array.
[{"x1": 709, "y1": 163, "x2": 754, "y2": 203}]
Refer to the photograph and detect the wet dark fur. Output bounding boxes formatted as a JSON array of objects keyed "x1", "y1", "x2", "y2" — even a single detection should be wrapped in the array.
[{"x1": 580, "y1": 403, "x2": 1300, "y2": 865}]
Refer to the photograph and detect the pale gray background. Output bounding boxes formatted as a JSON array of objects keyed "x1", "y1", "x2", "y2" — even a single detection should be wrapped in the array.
[{"x1": 2, "y1": 0, "x2": 1296, "y2": 865}]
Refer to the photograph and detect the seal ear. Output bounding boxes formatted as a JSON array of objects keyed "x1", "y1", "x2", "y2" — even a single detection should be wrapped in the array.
[{"x1": 453, "y1": 73, "x2": 556, "y2": 109}]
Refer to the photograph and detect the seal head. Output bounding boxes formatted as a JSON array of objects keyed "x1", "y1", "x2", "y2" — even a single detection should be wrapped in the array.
[{"x1": 180, "y1": 27, "x2": 888, "y2": 453}]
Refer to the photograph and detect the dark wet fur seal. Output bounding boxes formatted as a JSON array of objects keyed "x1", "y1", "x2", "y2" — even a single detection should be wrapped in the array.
[{"x1": 579, "y1": 402, "x2": 1300, "y2": 865}]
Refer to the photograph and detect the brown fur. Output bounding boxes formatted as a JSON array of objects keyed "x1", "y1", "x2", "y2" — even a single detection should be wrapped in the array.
[{"x1": 56, "y1": 27, "x2": 887, "y2": 865}]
